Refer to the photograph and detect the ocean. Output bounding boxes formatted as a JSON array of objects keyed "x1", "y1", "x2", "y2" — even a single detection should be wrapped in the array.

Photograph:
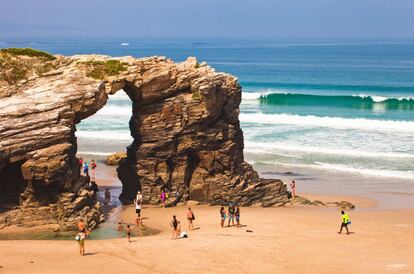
[{"x1": 2, "y1": 38, "x2": 414, "y2": 188}]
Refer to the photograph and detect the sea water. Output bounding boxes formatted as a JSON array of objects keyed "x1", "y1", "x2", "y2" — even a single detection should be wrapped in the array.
[{"x1": 2, "y1": 38, "x2": 413, "y2": 187}]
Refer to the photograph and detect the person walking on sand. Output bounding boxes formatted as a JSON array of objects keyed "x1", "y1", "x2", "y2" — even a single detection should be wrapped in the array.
[
  {"x1": 187, "y1": 207, "x2": 195, "y2": 230},
  {"x1": 83, "y1": 161, "x2": 89, "y2": 176},
  {"x1": 220, "y1": 206, "x2": 226, "y2": 228},
  {"x1": 134, "y1": 198, "x2": 142, "y2": 218},
  {"x1": 136, "y1": 214, "x2": 143, "y2": 228},
  {"x1": 170, "y1": 215, "x2": 179, "y2": 239},
  {"x1": 290, "y1": 180, "x2": 296, "y2": 198},
  {"x1": 79, "y1": 157, "x2": 83, "y2": 175},
  {"x1": 160, "y1": 190, "x2": 167, "y2": 208},
  {"x1": 126, "y1": 224, "x2": 131, "y2": 242},
  {"x1": 117, "y1": 221, "x2": 123, "y2": 232},
  {"x1": 90, "y1": 159, "x2": 97, "y2": 182},
  {"x1": 76, "y1": 230, "x2": 86, "y2": 256},
  {"x1": 104, "y1": 188, "x2": 111, "y2": 205},
  {"x1": 228, "y1": 203, "x2": 235, "y2": 227},
  {"x1": 338, "y1": 210, "x2": 351, "y2": 234},
  {"x1": 235, "y1": 205, "x2": 241, "y2": 227}
]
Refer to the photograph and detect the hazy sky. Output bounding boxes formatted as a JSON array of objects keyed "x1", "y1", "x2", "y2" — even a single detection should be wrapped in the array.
[{"x1": 1, "y1": 0, "x2": 414, "y2": 38}]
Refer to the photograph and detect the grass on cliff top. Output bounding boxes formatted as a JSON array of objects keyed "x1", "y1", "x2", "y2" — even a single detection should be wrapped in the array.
[
  {"x1": 0, "y1": 48, "x2": 56, "y2": 61},
  {"x1": 80, "y1": 60, "x2": 128, "y2": 80}
]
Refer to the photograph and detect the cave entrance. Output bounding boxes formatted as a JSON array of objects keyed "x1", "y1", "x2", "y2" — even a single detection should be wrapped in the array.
[
  {"x1": 0, "y1": 160, "x2": 27, "y2": 211},
  {"x1": 75, "y1": 87, "x2": 135, "y2": 204}
]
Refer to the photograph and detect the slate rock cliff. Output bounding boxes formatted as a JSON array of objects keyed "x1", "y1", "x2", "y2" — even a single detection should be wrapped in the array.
[{"x1": 0, "y1": 49, "x2": 288, "y2": 230}]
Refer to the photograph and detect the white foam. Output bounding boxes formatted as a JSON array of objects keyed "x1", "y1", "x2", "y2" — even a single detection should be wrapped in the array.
[
  {"x1": 258, "y1": 161, "x2": 414, "y2": 180},
  {"x1": 244, "y1": 141, "x2": 414, "y2": 159},
  {"x1": 242, "y1": 92, "x2": 264, "y2": 100},
  {"x1": 94, "y1": 105, "x2": 131, "y2": 116},
  {"x1": 239, "y1": 113, "x2": 414, "y2": 133},
  {"x1": 76, "y1": 130, "x2": 132, "y2": 140},
  {"x1": 313, "y1": 162, "x2": 414, "y2": 180}
]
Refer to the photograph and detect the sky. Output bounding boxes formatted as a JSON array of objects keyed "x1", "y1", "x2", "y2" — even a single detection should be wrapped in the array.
[{"x1": 1, "y1": 0, "x2": 414, "y2": 39}]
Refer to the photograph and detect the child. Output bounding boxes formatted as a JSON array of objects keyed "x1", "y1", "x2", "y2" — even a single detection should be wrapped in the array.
[
  {"x1": 117, "y1": 221, "x2": 123, "y2": 232},
  {"x1": 126, "y1": 224, "x2": 131, "y2": 242},
  {"x1": 136, "y1": 214, "x2": 143, "y2": 228}
]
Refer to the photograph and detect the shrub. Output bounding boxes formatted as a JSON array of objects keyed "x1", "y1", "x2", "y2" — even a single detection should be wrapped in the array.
[
  {"x1": 80, "y1": 60, "x2": 128, "y2": 79},
  {"x1": 0, "y1": 48, "x2": 56, "y2": 61}
]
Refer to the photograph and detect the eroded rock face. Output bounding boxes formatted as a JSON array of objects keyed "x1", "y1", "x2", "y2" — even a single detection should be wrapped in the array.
[{"x1": 0, "y1": 51, "x2": 288, "y2": 230}]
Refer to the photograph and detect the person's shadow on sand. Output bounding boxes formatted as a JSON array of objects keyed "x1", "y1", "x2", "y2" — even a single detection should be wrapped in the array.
[{"x1": 83, "y1": 252, "x2": 98, "y2": 256}]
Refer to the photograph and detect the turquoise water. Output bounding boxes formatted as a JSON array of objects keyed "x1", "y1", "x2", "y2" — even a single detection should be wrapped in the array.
[{"x1": 2, "y1": 38, "x2": 414, "y2": 181}]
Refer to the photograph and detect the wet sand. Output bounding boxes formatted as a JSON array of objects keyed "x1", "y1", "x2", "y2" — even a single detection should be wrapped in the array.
[{"x1": 1, "y1": 161, "x2": 413, "y2": 273}]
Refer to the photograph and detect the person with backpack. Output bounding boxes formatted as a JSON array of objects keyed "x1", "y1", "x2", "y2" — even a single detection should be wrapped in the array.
[
  {"x1": 338, "y1": 210, "x2": 351, "y2": 234},
  {"x1": 134, "y1": 198, "x2": 142, "y2": 218},
  {"x1": 228, "y1": 203, "x2": 235, "y2": 227},
  {"x1": 187, "y1": 207, "x2": 195, "y2": 230}
]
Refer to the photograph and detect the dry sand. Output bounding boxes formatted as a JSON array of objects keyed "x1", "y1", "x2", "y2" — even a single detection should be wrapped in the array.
[
  {"x1": 1, "y1": 203, "x2": 413, "y2": 273},
  {"x1": 1, "y1": 163, "x2": 413, "y2": 274}
]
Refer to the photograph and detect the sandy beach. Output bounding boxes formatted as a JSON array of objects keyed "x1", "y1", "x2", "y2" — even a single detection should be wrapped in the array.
[{"x1": 1, "y1": 162, "x2": 413, "y2": 274}]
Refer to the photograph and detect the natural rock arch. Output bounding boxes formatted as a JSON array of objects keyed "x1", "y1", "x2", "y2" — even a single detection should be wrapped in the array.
[{"x1": 0, "y1": 51, "x2": 288, "y2": 230}]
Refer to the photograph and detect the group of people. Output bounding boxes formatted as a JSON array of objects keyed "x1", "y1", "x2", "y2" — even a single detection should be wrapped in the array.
[
  {"x1": 169, "y1": 207, "x2": 195, "y2": 239},
  {"x1": 79, "y1": 157, "x2": 97, "y2": 181},
  {"x1": 75, "y1": 175, "x2": 352, "y2": 253},
  {"x1": 220, "y1": 204, "x2": 241, "y2": 228}
]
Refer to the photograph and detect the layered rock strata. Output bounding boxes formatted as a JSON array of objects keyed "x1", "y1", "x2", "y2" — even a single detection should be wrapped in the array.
[{"x1": 0, "y1": 50, "x2": 288, "y2": 230}]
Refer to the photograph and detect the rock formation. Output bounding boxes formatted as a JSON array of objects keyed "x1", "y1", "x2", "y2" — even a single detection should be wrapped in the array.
[{"x1": 0, "y1": 49, "x2": 288, "y2": 230}]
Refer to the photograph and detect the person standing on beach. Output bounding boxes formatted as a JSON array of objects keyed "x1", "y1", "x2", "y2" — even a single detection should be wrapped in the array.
[
  {"x1": 126, "y1": 224, "x2": 131, "y2": 242},
  {"x1": 160, "y1": 190, "x2": 167, "y2": 208},
  {"x1": 79, "y1": 157, "x2": 83, "y2": 175},
  {"x1": 104, "y1": 188, "x2": 111, "y2": 205},
  {"x1": 170, "y1": 215, "x2": 179, "y2": 239},
  {"x1": 136, "y1": 214, "x2": 143, "y2": 228},
  {"x1": 117, "y1": 221, "x2": 123, "y2": 232},
  {"x1": 187, "y1": 207, "x2": 195, "y2": 230},
  {"x1": 338, "y1": 210, "x2": 351, "y2": 234},
  {"x1": 235, "y1": 206, "x2": 241, "y2": 227},
  {"x1": 290, "y1": 180, "x2": 296, "y2": 198},
  {"x1": 83, "y1": 161, "x2": 89, "y2": 176},
  {"x1": 220, "y1": 206, "x2": 226, "y2": 228},
  {"x1": 76, "y1": 230, "x2": 86, "y2": 256},
  {"x1": 134, "y1": 198, "x2": 142, "y2": 218},
  {"x1": 228, "y1": 204, "x2": 235, "y2": 227},
  {"x1": 90, "y1": 159, "x2": 97, "y2": 182}
]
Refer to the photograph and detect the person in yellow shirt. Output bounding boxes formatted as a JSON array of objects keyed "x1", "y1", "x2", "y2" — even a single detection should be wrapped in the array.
[{"x1": 338, "y1": 210, "x2": 351, "y2": 234}]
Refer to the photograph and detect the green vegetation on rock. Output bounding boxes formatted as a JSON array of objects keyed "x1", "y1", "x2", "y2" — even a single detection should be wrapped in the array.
[
  {"x1": 80, "y1": 60, "x2": 128, "y2": 80},
  {"x1": 0, "y1": 48, "x2": 56, "y2": 61},
  {"x1": 192, "y1": 91, "x2": 201, "y2": 100}
]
